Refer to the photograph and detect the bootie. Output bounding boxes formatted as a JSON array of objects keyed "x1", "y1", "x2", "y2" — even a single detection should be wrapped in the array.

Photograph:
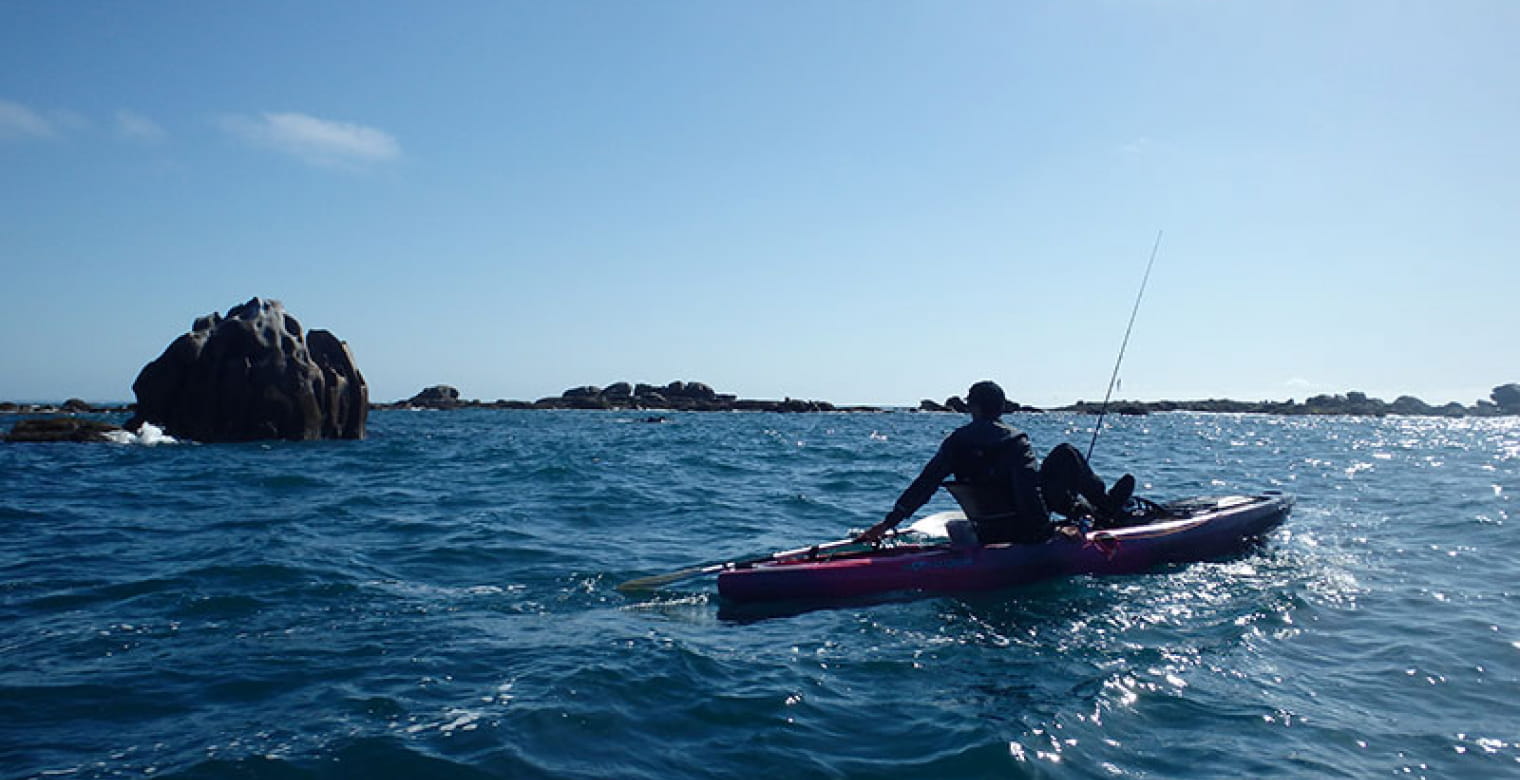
[{"x1": 1104, "y1": 474, "x2": 1136, "y2": 518}]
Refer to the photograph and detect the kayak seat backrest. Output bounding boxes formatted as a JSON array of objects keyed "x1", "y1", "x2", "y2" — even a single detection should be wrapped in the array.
[{"x1": 942, "y1": 481, "x2": 1018, "y2": 523}]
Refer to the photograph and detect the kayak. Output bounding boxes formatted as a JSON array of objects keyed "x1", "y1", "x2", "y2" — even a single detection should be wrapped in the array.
[{"x1": 715, "y1": 492, "x2": 1293, "y2": 604}]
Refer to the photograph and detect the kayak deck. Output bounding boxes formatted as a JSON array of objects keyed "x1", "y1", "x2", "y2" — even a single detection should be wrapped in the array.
[{"x1": 716, "y1": 493, "x2": 1293, "y2": 604}]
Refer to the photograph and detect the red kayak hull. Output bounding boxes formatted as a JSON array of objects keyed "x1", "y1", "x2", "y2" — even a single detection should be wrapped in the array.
[{"x1": 716, "y1": 493, "x2": 1293, "y2": 604}]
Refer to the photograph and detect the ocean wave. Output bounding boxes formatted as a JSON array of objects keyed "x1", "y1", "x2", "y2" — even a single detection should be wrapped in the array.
[{"x1": 102, "y1": 421, "x2": 178, "y2": 446}]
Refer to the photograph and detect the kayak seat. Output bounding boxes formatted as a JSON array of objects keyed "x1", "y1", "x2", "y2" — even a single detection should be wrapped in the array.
[
  {"x1": 943, "y1": 481, "x2": 1056, "y2": 544},
  {"x1": 942, "y1": 481, "x2": 1017, "y2": 523}
]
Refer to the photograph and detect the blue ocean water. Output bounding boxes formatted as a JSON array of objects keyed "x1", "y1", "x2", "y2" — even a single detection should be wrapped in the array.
[{"x1": 2, "y1": 409, "x2": 1518, "y2": 779}]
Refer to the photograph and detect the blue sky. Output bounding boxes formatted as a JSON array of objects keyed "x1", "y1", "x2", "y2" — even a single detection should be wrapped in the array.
[{"x1": 2, "y1": 2, "x2": 1516, "y2": 407}]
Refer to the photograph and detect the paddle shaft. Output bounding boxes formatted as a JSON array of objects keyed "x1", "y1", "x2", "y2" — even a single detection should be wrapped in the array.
[
  {"x1": 1085, "y1": 230, "x2": 1163, "y2": 463},
  {"x1": 615, "y1": 512, "x2": 963, "y2": 592},
  {"x1": 617, "y1": 533, "x2": 888, "y2": 591}
]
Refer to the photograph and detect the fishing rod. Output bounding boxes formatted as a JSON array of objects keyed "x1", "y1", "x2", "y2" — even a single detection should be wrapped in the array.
[{"x1": 1085, "y1": 230, "x2": 1164, "y2": 462}]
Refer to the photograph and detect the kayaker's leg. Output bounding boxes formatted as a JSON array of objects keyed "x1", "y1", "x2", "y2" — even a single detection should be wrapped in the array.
[
  {"x1": 1042, "y1": 443, "x2": 1132, "y2": 520},
  {"x1": 1041, "y1": 443, "x2": 1102, "y2": 517}
]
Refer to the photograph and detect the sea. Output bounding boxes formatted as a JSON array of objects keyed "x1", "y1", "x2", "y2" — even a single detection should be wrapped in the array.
[{"x1": 2, "y1": 408, "x2": 1517, "y2": 779}]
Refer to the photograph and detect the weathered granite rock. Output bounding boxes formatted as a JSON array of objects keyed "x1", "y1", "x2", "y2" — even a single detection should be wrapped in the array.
[
  {"x1": 6, "y1": 418, "x2": 124, "y2": 443},
  {"x1": 408, "y1": 385, "x2": 463, "y2": 408},
  {"x1": 918, "y1": 396, "x2": 1036, "y2": 414},
  {"x1": 126, "y1": 297, "x2": 368, "y2": 442},
  {"x1": 1391, "y1": 396, "x2": 1434, "y2": 416},
  {"x1": 1493, "y1": 384, "x2": 1520, "y2": 415},
  {"x1": 634, "y1": 391, "x2": 668, "y2": 407},
  {"x1": 663, "y1": 381, "x2": 717, "y2": 401}
]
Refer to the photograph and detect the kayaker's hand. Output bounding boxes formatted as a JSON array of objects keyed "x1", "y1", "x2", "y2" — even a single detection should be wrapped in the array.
[{"x1": 856, "y1": 510, "x2": 907, "y2": 544}]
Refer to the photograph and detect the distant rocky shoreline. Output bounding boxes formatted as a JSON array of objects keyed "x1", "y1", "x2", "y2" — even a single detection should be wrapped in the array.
[
  {"x1": 7, "y1": 381, "x2": 1520, "y2": 440},
  {"x1": 14, "y1": 297, "x2": 1510, "y2": 445},
  {"x1": 1, "y1": 399, "x2": 134, "y2": 416},
  {"x1": 1058, "y1": 387, "x2": 1520, "y2": 418},
  {"x1": 369, "y1": 381, "x2": 884, "y2": 413},
  {"x1": 365, "y1": 380, "x2": 1520, "y2": 419}
]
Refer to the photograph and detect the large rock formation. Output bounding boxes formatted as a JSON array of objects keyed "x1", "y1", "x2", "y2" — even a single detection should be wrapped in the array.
[{"x1": 126, "y1": 297, "x2": 367, "y2": 442}]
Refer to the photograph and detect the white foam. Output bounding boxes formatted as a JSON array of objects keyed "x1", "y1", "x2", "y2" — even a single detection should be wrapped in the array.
[{"x1": 103, "y1": 422, "x2": 179, "y2": 446}]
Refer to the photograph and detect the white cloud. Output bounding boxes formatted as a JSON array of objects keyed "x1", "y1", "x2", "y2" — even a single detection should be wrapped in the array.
[
  {"x1": 0, "y1": 98, "x2": 56, "y2": 140},
  {"x1": 1283, "y1": 377, "x2": 1321, "y2": 395},
  {"x1": 116, "y1": 109, "x2": 165, "y2": 142},
  {"x1": 219, "y1": 111, "x2": 400, "y2": 167}
]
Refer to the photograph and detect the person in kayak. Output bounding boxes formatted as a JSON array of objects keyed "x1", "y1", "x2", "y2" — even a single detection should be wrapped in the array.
[{"x1": 856, "y1": 380, "x2": 1135, "y2": 545}]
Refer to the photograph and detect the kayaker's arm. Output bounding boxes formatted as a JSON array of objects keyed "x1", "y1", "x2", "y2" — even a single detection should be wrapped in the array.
[{"x1": 858, "y1": 446, "x2": 953, "y2": 542}]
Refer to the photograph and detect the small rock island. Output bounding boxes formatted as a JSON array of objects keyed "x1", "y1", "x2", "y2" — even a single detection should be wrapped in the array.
[{"x1": 125, "y1": 297, "x2": 368, "y2": 441}]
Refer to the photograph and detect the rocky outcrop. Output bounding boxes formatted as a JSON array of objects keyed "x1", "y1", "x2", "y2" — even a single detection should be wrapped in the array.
[
  {"x1": 125, "y1": 297, "x2": 368, "y2": 442},
  {"x1": 535, "y1": 380, "x2": 744, "y2": 411},
  {"x1": 374, "y1": 381, "x2": 879, "y2": 413},
  {"x1": 919, "y1": 396, "x2": 1040, "y2": 415},
  {"x1": 406, "y1": 385, "x2": 464, "y2": 409},
  {"x1": 5, "y1": 418, "x2": 124, "y2": 443},
  {"x1": 1493, "y1": 384, "x2": 1520, "y2": 415}
]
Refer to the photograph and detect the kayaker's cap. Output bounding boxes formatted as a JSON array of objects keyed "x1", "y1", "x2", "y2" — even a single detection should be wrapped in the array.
[{"x1": 967, "y1": 380, "x2": 1005, "y2": 418}]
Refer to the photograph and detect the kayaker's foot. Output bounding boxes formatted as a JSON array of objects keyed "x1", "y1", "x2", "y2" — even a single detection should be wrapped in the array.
[{"x1": 1103, "y1": 474, "x2": 1136, "y2": 519}]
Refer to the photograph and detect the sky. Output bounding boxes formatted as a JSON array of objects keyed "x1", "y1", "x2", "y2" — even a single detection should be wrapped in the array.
[{"x1": 2, "y1": 1, "x2": 1516, "y2": 408}]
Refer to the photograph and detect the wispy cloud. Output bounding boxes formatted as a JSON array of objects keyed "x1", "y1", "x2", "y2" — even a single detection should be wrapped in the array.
[
  {"x1": 0, "y1": 98, "x2": 56, "y2": 140},
  {"x1": 1284, "y1": 377, "x2": 1319, "y2": 394},
  {"x1": 116, "y1": 110, "x2": 165, "y2": 143},
  {"x1": 218, "y1": 111, "x2": 400, "y2": 167}
]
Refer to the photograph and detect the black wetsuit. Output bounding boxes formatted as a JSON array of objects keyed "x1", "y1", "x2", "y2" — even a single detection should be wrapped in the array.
[
  {"x1": 889, "y1": 419, "x2": 1050, "y2": 543},
  {"x1": 1039, "y1": 442, "x2": 1117, "y2": 520}
]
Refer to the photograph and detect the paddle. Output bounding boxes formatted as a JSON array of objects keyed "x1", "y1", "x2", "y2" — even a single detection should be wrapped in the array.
[{"x1": 615, "y1": 510, "x2": 962, "y2": 592}]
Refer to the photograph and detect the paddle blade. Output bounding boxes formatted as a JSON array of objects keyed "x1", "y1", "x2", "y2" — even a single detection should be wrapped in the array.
[{"x1": 615, "y1": 565, "x2": 711, "y2": 593}]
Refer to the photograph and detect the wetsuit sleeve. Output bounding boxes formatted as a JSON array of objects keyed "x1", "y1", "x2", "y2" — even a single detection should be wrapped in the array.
[
  {"x1": 891, "y1": 442, "x2": 955, "y2": 520},
  {"x1": 1007, "y1": 434, "x2": 1049, "y2": 523}
]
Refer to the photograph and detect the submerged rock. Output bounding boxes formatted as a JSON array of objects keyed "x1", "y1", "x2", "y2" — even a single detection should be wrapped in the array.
[{"x1": 126, "y1": 297, "x2": 368, "y2": 442}]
